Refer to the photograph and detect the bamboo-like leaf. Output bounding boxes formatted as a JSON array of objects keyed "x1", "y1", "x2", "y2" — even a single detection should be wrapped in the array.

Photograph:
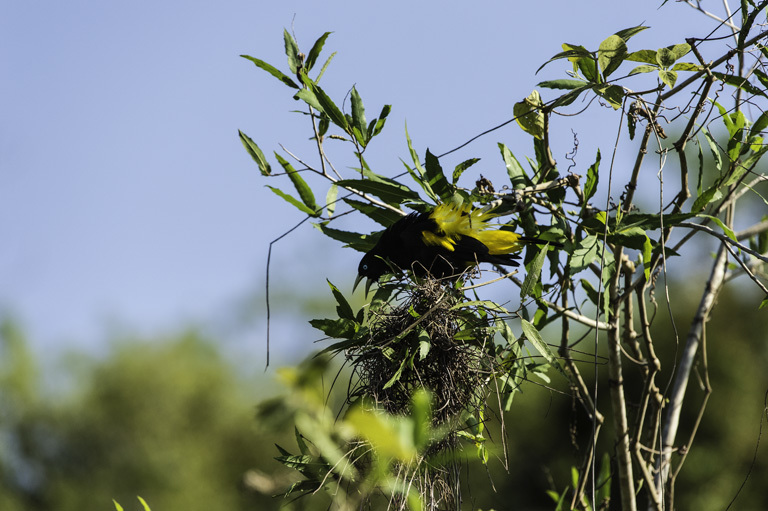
[
  {"x1": 327, "y1": 280, "x2": 355, "y2": 320},
  {"x1": 335, "y1": 178, "x2": 420, "y2": 205},
  {"x1": 238, "y1": 130, "x2": 271, "y2": 175},
  {"x1": 520, "y1": 319, "x2": 558, "y2": 367},
  {"x1": 538, "y1": 79, "x2": 589, "y2": 90},
  {"x1": 424, "y1": 149, "x2": 453, "y2": 201},
  {"x1": 305, "y1": 31, "x2": 332, "y2": 71},
  {"x1": 326, "y1": 184, "x2": 338, "y2": 217},
  {"x1": 310, "y1": 83, "x2": 348, "y2": 130},
  {"x1": 240, "y1": 55, "x2": 300, "y2": 89},
  {"x1": 343, "y1": 198, "x2": 403, "y2": 226},
  {"x1": 521, "y1": 245, "x2": 549, "y2": 299},
  {"x1": 499, "y1": 143, "x2": 527, "y2": 189},
  {"x1": 267, "y1": 185, "x2": 317, "y2": 216},
  {"x1": 698, "y1": 214, "x2": 737, "y2": 241},
  {"x1": 350, "y1": 86, "x2": 367, "y2": 146},
  {"x1": 584, "y1": 149, "x2": 601, "y2": 202},
  {"x1": 452, "y1": 157, "x2": 481, "y2": 184},
  {"x1": 311, "y1": 222, "x2": 377, "y2": 251},
  {"x1": 283, "y1": 29, "x2": 301, "y2": 74},
  {"x1": 614, "y1": 25, "x2": 649, "y2": 42},
  {"x1": 368, "y1": 104, "x2": 392, "y2": 138},
  {"x1": 642, "y1": 235, "x2": 653, "y2": 280},
  {"x1": 294, "y1": 88, "x2": 322, "y2": 111},
  {"x1": 274, "y1": 152, "x2": 318, "y2": 212}
]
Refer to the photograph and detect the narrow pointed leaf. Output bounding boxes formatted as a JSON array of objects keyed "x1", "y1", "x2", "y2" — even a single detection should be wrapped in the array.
[
  {"x1": 305, "y1": 31, "x2": 332, "y2": 71},
  {"x1": 240, "y1": 55, "x2": 300, "y2": 89},
  {"x1": 452, "y1": 157, "x2": 481, "y2": 184},
  {"x1": 521, "y1": 244, "x2": 549, "y2": 299},
  {"x1": 424, "y1": 149, "x2": 453, "y2": 201},
  {"x1": 310, "y1": 83, "x2": 348, "y2": 130},
  {"x1": 584, "y1": 149, "x2": 601, "y2": 201},
  {"x1": 238, "y1": 130, "x2": 272, "y2": 175},
  {"x1": 283, "y1": 29, "x2": 301, "y2": 74},
  {"x1": 267, "y1": 185, "x2": 318, "y2": 216},
  {"x1": 350, "y1": 86, "x2": 368, "y2": 146},
  {"x1": 274, "y1": 152, "x2": 318, "y2": 212}
]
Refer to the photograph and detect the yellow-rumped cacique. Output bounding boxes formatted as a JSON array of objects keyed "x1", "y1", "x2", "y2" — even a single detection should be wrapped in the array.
[{"x1": 355, "y1": 202, "x2": 559, "y2": 290}]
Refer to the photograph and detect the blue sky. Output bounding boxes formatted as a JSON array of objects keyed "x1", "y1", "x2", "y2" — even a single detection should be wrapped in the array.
[{"x1": 0, "y1": 2, "x2": 717, "y2": 367}]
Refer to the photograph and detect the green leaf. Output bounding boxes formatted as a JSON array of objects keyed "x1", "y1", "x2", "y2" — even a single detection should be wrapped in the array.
[
  {"x1": 691, "y1": 186, "x2": 723, "y2": 213},
  {"x1": 628, "y1": 64, "x2": 659, "y2": 76},
  {"x1": 521, "y1": 245, "x2": 549, "y2": 299},
  {"x1": 499, "y1": 143, "x2": 527, "y2": 189},
  {"x1": 598, "y1": 34, "x2": 627, "y2": 78},
  {"x1": 520, "y1": 319, "x2": 558, "y2": 367},
  {"x1": 113, "y1": 500, "x2": 124, "y2": 511},
  {"x1": 584, "y1": 149, "x2": 601, "y2": 202},
  {"x1": 310, "y1": 83, "x2": 348, "y2": 130},
  {"x1": 614, "y1": 25, "x2": 649, "y2": 42},
  {"x1": 570, "y1": 235, "x2": 601, "y2": 273},
  {"x1": 535, "y1": 44, "x2": 593, "y2": 74},
  {"x1": 309, "y1": 317, "x2": 358, "y2": 339},
  {"x1": 240, "y1": 55, "x2": 300, "y2": 89},
  {"x1": 343, "y1": 198, "x2": 404, "y2": 226},
  {"x1": 703, "y1": 128, "x2": 724, "y2": 173},
  {"x1": 593, "y1": 84, "x2": 624, "y2": 109},
  {"x1": 419, "y1": 332, "x2": 431, "y2": 360},
  {"x1": 671, "y1": 62, "x2": 701, "y2": 72},
  {"x1": 656, "y1": 47, "x2": 676, "y2": 68},
  {"x1": 383, "y1": 356, "x2": 408, "y2": 389},
  {"x1": 315, "y1": 51, "x2": 336, "y2": 83},
  {"x1": 698, "y1": 214, "x2": 737, "y2": 241},
  {"x1": 452, "y1": 157, "x2": 480, "y2": 184},
  {"x1": 326, "y1": 184, "x2": 338, "y2": 217},
  {"x1": 283, "y1": 29, "x2": 301, "y2": 74},
  {"x1": 549, "y1": 85, "x2": 591, "y2": 109},
  {"x1": 626, "y1": 49, "x2": 658, "y2": 64},
  {"x1": 514, "y1": 90, "x2": 545, "y2": 140},
  {"x1": 305, "y1": 31, "x2": 332, "y2": 72},
  {"x1": 658, "y1": 69, "x2": 678, "y2": 89},
  {"x1": 267, "y1": 185, "x2": 318, "y2": 216},
  {"x1": 749, "y1": 111, "x2": 768, "y2": 140},
  {"x1": 668, "y1": 43, "x2": 691, "y2": 61},
  {"x1": 274, "y1": 153, "x2": 318, "y2": 213},
  {"x1": 727, "y1": 145, "x2": 768, "y2": 187},
  {"x1": 350, "y1": 86, "x2": 368, "y2": 146},
  {"x1": 642, "y1": 235, "x2": 653, "y2": 280},
  {"x1": 711, "y1": 72, "x2": 767, "y2": 98},
  {"x1": 335, "y1": 178, "x2": 421, "y2": 205},
  {"x1": 759, "y1": 296, "x2": 768, "y2": 310},
  {"x1": 424, "y1": 149, "x2": 453, "y2": 201},
  {"x1": 538, "y1": 79, "x2": 589, "y2": 90},
  {"x1": 294, "y1": 88, "x2": 323, "y2": 112},
  {"x1": 238, "y1": 130, "x2": 272, "y2": 175},
  {"x1": 327, "y1": 280, "x2": 356, "y2": 320},
  {"x1": 368, "y1": 104, "x2": 392, "y2": 138},
  {"x1": 312, "y1": 222, "x2": 377, "y2": 251}
]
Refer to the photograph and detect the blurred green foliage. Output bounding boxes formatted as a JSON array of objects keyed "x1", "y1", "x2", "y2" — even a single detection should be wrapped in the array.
[{"x1": 0, "y1": 323, "x2": 291, "y2": 511}]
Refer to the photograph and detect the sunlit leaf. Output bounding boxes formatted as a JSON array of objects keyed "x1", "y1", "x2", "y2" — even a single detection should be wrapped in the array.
[
  {"x1": 238, "y1": 130, "x2": 272, "y2": 176},
  {"x1": 240, "y1": 55, "x2": 300, "y2": 89}
]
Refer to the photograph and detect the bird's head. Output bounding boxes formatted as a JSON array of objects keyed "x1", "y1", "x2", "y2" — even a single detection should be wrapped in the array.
[{"x1": 354, "y1": 252, "x2": 389, "y2": 294}]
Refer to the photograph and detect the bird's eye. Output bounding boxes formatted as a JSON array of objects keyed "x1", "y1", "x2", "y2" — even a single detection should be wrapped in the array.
[{"x1": 362, "y1": 264, "x2": 368, "y2": 271}]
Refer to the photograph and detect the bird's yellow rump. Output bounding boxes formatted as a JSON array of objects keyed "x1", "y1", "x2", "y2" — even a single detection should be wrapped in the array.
[{"x1": 423, "y1": 203, "x2": 525, "y2": 255}]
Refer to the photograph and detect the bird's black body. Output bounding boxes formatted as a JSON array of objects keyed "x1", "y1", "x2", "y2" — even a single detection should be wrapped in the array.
[{"x1": 357, "y1": 210, "x2": 521, "y2": 280}]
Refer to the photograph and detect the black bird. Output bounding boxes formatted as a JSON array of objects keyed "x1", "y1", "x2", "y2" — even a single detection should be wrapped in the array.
[{"x1": 355, "y1": 202, "x2": 556, "y2": 289}]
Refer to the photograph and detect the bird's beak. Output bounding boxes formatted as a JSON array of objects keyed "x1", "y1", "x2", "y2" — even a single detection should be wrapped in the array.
[{"x1": 353, "y1": 274, "x2": 374, "y2": 296}]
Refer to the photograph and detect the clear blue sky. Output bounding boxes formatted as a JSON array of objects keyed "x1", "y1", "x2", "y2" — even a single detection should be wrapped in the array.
[{"x1": 0, "y1": 2, "x2": 713, "y2": 367}]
